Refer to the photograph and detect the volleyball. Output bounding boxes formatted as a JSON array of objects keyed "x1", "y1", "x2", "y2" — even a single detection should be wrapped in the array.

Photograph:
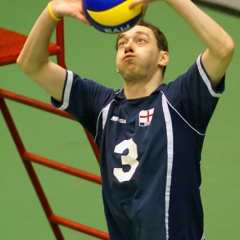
[{"x1": 83, "y1": 0, "x2": 142, "y2": 34}]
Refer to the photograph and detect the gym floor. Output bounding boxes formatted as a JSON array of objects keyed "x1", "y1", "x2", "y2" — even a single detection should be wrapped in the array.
[{"x1": 0, "y1": 1, "x2": 239, "y2": 239}]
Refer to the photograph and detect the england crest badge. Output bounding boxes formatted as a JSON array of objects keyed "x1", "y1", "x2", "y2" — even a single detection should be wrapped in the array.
[{"x1": 139, "y1": 108, "x2": 154, "y2": 127}]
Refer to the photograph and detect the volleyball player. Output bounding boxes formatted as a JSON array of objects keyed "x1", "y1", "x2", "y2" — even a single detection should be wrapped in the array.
[{"x1": 17, "y1": 0, "x2": 234, "y2": 239}]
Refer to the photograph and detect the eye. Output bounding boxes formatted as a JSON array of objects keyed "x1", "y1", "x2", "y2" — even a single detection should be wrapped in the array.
[
  {"x1": 118, "y1": 40, "x2": 127, "y2": 48},
  {"x1": 138, "y1": 38, "x2": 146, "y2": 43}
]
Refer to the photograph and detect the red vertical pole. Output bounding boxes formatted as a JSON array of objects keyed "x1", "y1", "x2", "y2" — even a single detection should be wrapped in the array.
[{"x1": 56, "y1": 19, "x2": 66, "y2": 69}]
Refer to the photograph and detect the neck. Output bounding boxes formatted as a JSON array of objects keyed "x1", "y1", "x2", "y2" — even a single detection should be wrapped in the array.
[{"x1": 123, "y1": 72, "x2": 163, "y2": 99}]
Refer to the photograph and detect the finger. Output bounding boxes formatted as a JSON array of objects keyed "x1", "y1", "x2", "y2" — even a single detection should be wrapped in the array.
[
  {"x1": 141, "y1": 4, "x2": 148, "y2": 18},
  {"x1": 74, "y1": 12, "x2": 92, "y2": 26},
  {"x1": 79, "y1": 16, "x2": 92, "y2": 26},
  {"x1": 129, "y1": 0, "x2": 143, "y2": 9}
]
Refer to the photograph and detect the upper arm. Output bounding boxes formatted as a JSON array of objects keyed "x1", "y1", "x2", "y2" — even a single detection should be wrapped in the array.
[
  {"x1": 201, "y1": 44, "x2": 234, "y2": 89},
  {"x1": 20, "y1": 60, "x2": 66, "y2": 102},
  {"x1": 164, "y1": 56, "x2": 225, "y2": 133}
]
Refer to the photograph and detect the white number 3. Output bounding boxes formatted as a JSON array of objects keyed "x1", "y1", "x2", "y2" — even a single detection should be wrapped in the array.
[{"x1": 113, "y1": 138, "x2": 139, "y2": 182}]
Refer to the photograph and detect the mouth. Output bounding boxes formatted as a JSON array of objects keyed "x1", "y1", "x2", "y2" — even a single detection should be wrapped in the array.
[{"x1": 123, "y1": 54, "x2": 135, "y2": 60}]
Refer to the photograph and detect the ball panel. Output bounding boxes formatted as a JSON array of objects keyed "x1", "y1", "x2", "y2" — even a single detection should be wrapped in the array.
[
  {"x1": 83, "y1": 0, "x2": 142, "y2": 33},
  {"x1": 86, "y1": 13, "x2": 142, "y2": 34},
  {"x1": 84, "y1": 0, "x2": 125, "y2": 11},
  {"x1": 87, "y1": 1, "x2": 142, "y2": 26}
]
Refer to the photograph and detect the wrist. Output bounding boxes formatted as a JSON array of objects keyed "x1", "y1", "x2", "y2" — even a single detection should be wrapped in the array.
[{"x1": 47, "y1": 1, "x2": 61, "y2": 21}]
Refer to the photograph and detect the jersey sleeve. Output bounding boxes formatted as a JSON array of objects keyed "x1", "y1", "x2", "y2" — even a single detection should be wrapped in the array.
[
  {"x1": 51, "y1": 70, "x2": 115, "y2": 137},
  {"x1": 164, "y1": 54, "x2": 225, "y2": 134}
]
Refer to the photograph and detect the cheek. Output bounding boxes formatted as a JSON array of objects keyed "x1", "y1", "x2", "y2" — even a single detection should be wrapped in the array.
[
  {"x1": 115, "y1": 58, "x2": 120, "y2": 68},
  {"x1": 141, "y1": 52, "x2": 154, "y2": 64},
  {"x1": 146, "y1": 50, "x2": 159, "y2": 63},
  {"x1": 116, "y1": 53, "x2": 127, "y2": 70},
  {"x1": 116, "y1": 52, "x2": 122, "y2": 66},
  {"x1": 116, "y1": 59, "x2": 120, "y2": 69}
]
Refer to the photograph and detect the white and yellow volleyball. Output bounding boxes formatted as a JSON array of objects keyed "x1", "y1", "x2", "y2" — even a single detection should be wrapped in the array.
[{"x1": 83, "y1": 0, "x2": 142, "y2": 34}]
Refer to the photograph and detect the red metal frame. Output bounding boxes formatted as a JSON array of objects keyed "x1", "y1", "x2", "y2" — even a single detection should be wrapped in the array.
[
  {"x1": 0, "y1": 19, "x2": 109, "y2": 239},
  {"x1": 55, "y1": 20, "x2": 66, "y2": 69}
]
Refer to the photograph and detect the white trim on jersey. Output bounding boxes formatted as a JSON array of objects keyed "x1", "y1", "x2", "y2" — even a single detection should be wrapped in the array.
[
  {"x1": 161, "y1": 91, "x2": 206, "y2": 136},
  {"x1": 59, "y1": 70, "x2": 73, "y2": 110},
  {"x1": 162, "y1": 94, "x2": 174, "y2": 240},
  {"x1": 94, "y1": 89, "x2": 123, "y2": 141},
  {"x1": 94, "y1": 100, "x2": 114, "y2": 141},
  {"x1": 196, "y1": 55, "x2": 221, "y2": 98}
]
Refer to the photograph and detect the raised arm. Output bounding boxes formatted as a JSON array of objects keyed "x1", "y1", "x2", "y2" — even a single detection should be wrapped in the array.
[
  {"x1": 131, "y1": 0, "x2": 235, "y2": 88},
  {"x1": 17, "y1": 0, "x2": 90, "y2": 101},
  {"x1": 164, "y1": 0, "x2": 234, "y2": 88}
]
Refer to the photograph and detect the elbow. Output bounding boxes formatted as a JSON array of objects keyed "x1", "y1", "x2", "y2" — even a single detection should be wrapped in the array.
[
  {"x1": 229, "y1": 38, "x2": 235, "y2": 56},
  {"x1": 17, "y1": 54, "x2": 43, "y2": 76},
  {"x1": 16, "y1": 54, "x2": 30, "y2": 74},
  {"x1": 220, "y1": 37, "x2": 235, "y2": 60},
  {"x1": 16, "y1": 55, "x2": 24, "y2": 70}
]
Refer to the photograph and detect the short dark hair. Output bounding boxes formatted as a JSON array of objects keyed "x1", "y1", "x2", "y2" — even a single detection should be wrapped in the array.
[{"x1": 115, "y1": 20, "x2": 169, "y2": 77}]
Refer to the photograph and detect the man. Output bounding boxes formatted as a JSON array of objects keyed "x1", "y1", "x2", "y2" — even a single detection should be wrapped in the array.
[{"x1": 17, "y1": 0, "x2": 234, "y2": 239}]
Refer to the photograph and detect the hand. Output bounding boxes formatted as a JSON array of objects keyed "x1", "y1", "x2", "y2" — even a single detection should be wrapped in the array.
[
  {"x1": 51, "y1": 0, "x2": 91, "y2": 25},
  {"x1": 129, "y1": 0, "x2": 160, "y2": 18}
]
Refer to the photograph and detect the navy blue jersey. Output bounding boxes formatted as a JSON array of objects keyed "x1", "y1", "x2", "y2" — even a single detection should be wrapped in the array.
[{"x1": 52, "y1": 55, "x2": 224, "y2": 240}]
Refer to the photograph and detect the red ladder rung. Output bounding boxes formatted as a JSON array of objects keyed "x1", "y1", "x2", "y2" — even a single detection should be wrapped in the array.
[
  {"x1": 50, "y1": 214, "x2": 109, "y2": 240},
  {"x1": 0, "y1": 88, "x2": 74, "y2": 120},
  {"x1": 22, "y1": 151, "x2": 102, "y2": 184},
  {"x1": 0, "y1": 88, "x2": 100, "y2": 162}
]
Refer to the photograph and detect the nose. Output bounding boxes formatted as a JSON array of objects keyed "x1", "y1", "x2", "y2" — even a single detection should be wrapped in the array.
[{"x1": 124, "y1": 41, "x2": 134, "y2": 54}]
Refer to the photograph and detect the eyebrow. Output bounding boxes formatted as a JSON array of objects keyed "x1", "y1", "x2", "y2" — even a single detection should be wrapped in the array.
[{"x1": 118, "y1": 31, "x2": 150, "y2": 42}]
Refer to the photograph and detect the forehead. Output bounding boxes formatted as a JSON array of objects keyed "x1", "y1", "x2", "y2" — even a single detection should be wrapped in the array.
[{"x1": 119, "y1": 25, "x2": 155, "y2": 40}]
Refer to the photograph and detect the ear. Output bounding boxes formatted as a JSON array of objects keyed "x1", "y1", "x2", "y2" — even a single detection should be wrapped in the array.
[
  {"x1": 158, "y1": 51, "x2": 169, "y2": 68},
  {"x1": 116, "y1": 68, "x2": 119, "y2": 73}
]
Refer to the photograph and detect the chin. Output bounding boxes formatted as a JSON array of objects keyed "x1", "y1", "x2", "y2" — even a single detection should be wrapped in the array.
[{"x1": 123, "y1": 71, "x2": 143, "y2": 83}]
